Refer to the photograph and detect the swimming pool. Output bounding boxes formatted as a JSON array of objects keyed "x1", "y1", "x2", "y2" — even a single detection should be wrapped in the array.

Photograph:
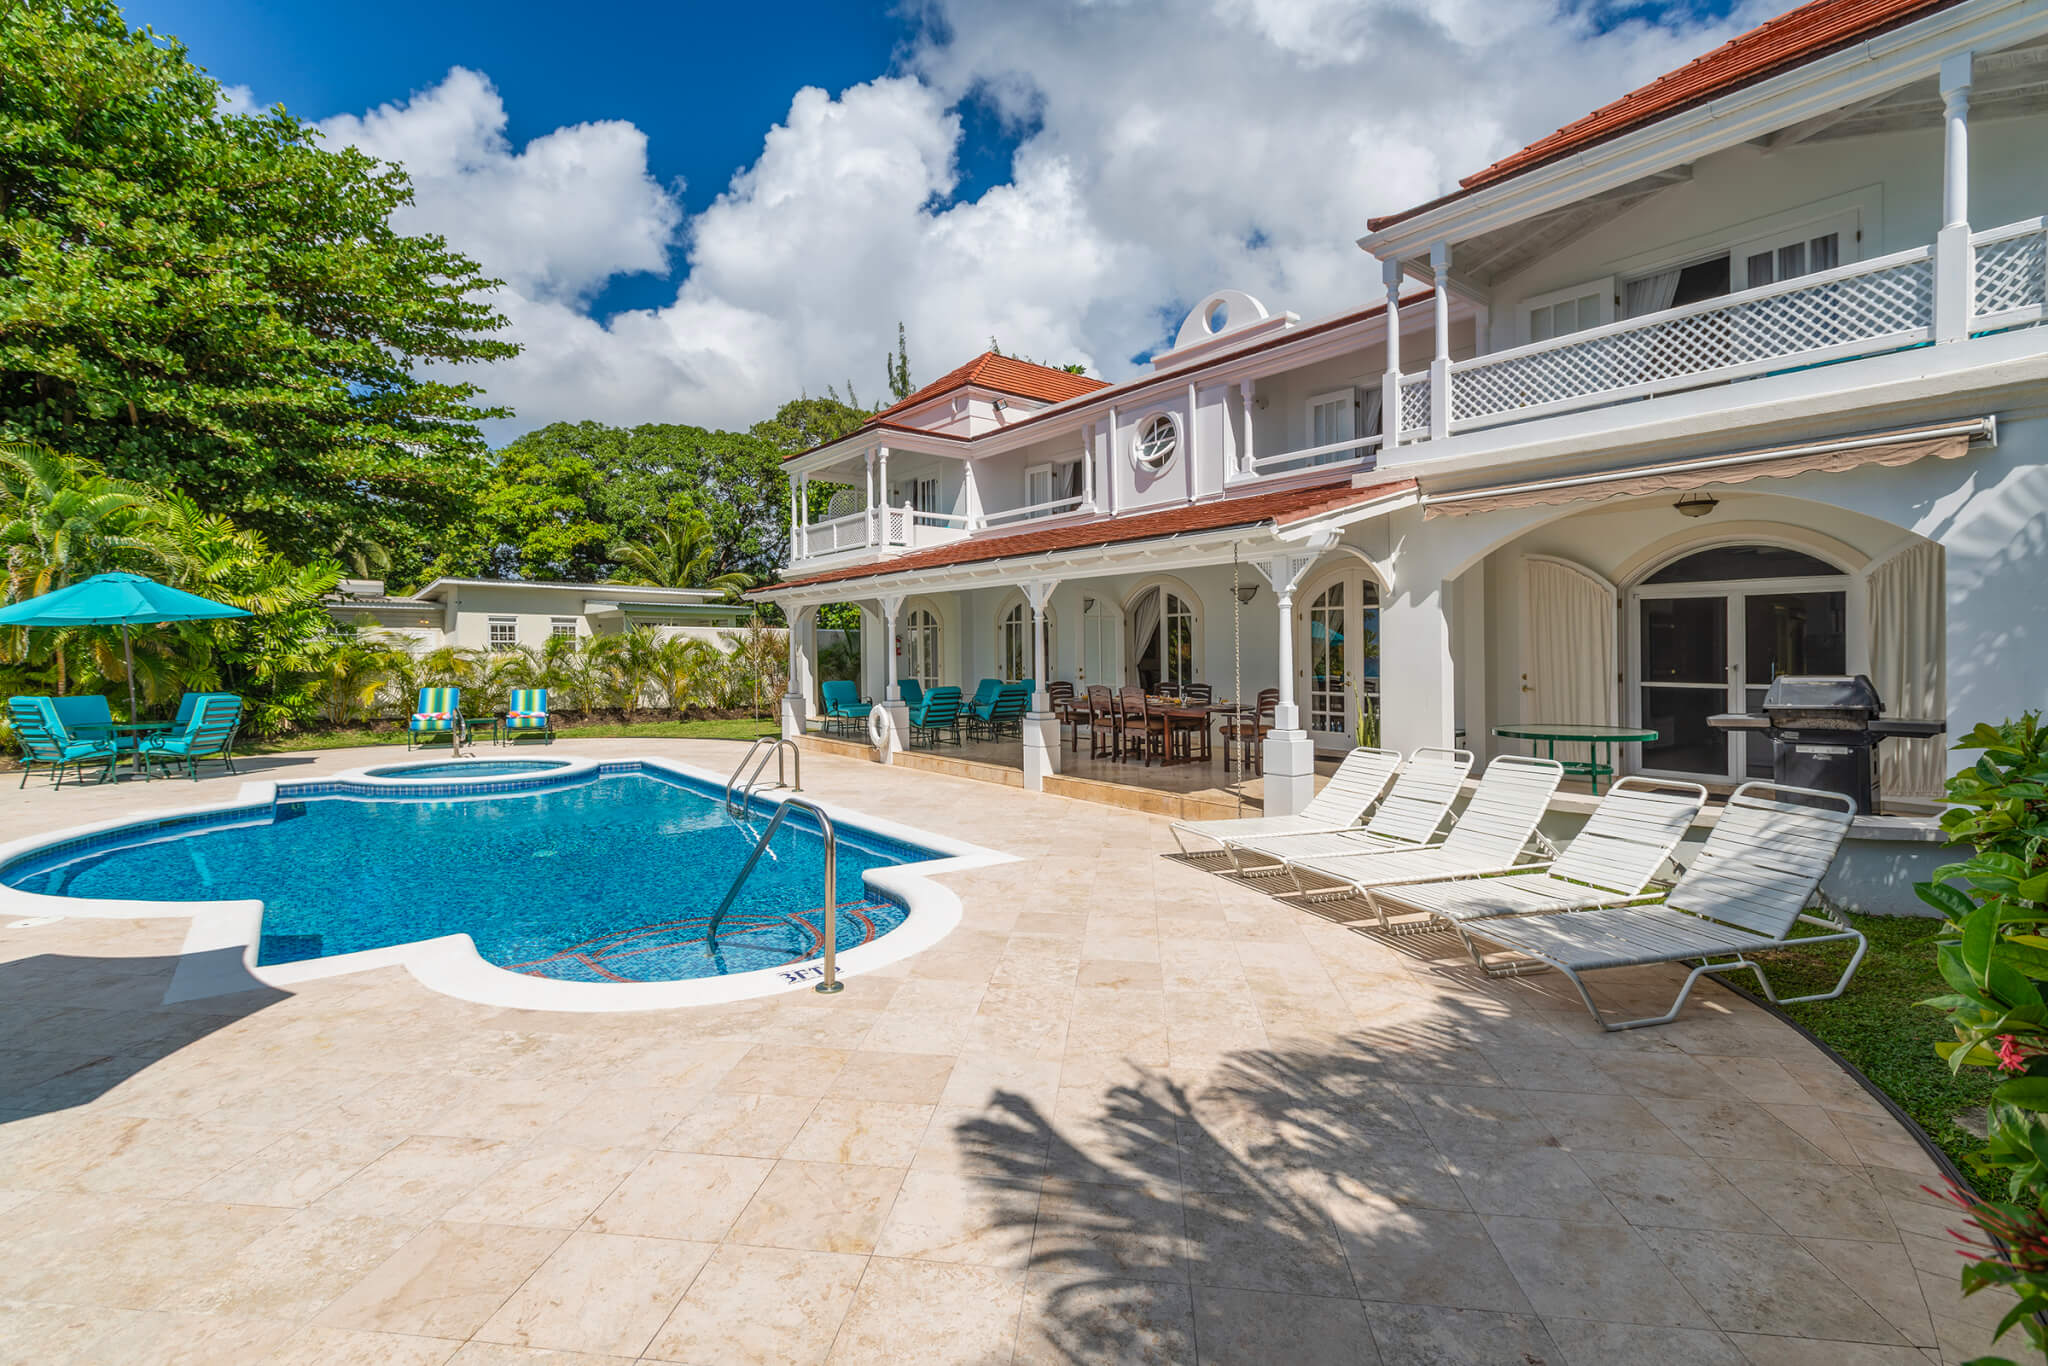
[
  {"x1": 363, "y1": 759, "x2": 571, "y2": 780},
  {"x1": 0, "y1": 759, "x2": 992, "y2": 1004}
]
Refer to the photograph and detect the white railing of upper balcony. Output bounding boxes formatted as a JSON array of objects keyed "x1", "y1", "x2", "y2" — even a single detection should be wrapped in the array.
[
  {"x1": 1384, "y1": 215, "x2": 2047, "y2": 443},
  {"x1": 978, "y1": 494, "x2": 1086, "y2": 528},
  {"x1": 1245, "y1": 432, "x2": 1384, "y2": 478},
  {"x1": 795, "y1": 504, "x2": 972, "y2": 560}
]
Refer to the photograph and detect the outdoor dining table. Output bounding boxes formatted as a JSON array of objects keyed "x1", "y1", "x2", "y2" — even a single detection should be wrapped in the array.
[
  {"x1": 98, "y1": 720, "x2": 177, "y2": 780},
  {"x1": 1490, "y1": 721, "x2": 1658, "y2": 795}
]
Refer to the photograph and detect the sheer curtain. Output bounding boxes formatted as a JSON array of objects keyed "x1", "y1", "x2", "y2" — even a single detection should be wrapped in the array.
[
  {"x1": 1522, "y1": 557, "x2": 1617, "y2": 725},
  {"x1": 1130, "y1": 589, "x2": 1163, "y2": 681},
  {"x1": 1622, "y1": 269, "x2": 1682, "y2": 319},
  {"x1": 1866, "y1": 541, "x2": 1946, "y2": 801},
  {"x1": 1358, "y1": 387, "x2": 1384, "y2": 441}
]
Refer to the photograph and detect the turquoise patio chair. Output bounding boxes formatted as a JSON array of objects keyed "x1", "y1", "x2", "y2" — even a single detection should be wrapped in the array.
[
  {"x1": 139, "y1": 695, "x2": 243, "y2": 781},
  {"x1": 820, "y1": 680, "x2": 872, "y2": 737},
  {"x1": 970, "y1": 681, "x2": 1032, "y2": 741},
  {"x1": 171, "y1": 692, "x2": 240, "y2": 730},
  {"x1": 898, "y1": 678, "x2": 925, "y2": 710},
  {"x1": 505, "y1": 688, "x2": 554, "y2": 745},
  {"x1": 408, "y1": 686, "x2": 462, "y2": 750},
  {"x1": 908, "y1": 685, "x2": 963, "y2": 749},
  {"x1": 50, "y1": 694, "x2": 137, "y2": 757},
  {"x1": 7, "y1": 696, "x2": 118, "y2": 788},
  {"x1": 965, "y1": 678, "x2": 1003, "y2": 724}
]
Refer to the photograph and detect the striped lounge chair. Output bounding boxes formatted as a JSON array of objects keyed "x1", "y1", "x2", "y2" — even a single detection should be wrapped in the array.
[
  {"x1": 505, "y1": 688, "x2": 554, "y2": 744},
  {"x1": 408, "y1": 687, "x2": 462, "y2": 750}
]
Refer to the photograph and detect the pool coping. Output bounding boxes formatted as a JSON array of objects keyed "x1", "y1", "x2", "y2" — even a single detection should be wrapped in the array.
[{"x1": 0, "y1": 754, "x2": 1014, "y2": 1013}]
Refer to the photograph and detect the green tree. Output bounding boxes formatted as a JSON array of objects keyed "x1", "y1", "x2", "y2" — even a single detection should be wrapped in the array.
[
  {"x1": 438, "y1": 437, "x2": 614, "y2": 581},
  {"x1": 0, "y1": 0, "x2": 516, "y2": 568},
  {"x1": 609, "y1": 513, "x2": 756, "y2": 596},
  {"x1": 885, "y1": 322, "x2": 913, "y2": 403}
]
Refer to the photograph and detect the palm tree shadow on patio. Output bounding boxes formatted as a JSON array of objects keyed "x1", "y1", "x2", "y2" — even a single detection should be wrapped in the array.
[
  {"x1": 949, "y1": 997, "x2": 1560, "y2": 1365},
  {"x1": 0, "y1": 952, "x2": 288, "y2": 1123}
]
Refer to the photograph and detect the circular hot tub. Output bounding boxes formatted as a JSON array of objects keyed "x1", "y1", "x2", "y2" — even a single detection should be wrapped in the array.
[{"x1": 361, "y1": 759, "x2": 573, "y2": 780}]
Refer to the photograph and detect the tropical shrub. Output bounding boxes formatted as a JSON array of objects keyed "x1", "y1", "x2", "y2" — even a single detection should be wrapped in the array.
[{"x1": 1920, "y1": 713, "x2": 2048, "y2": 1364}]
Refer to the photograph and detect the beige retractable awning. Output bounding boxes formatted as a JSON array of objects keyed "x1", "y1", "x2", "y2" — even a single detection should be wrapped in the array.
[{"x1": 1422, "y1": 420, "x2": 1988, "y2": 519}]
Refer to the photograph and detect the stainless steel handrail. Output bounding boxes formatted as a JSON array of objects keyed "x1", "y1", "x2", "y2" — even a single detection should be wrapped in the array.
[
  {"x1": 706, "y1": 795, "x2": 843, "y2": 994},
  {"x1": 725, "y1": 736, "x2": 801, "y2": 818}
]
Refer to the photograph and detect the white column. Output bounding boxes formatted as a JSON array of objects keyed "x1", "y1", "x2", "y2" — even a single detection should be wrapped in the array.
[
  {"x1": 1256, "y1": 546, "x2": 1328, "y2": 817},
  {"x1": 877, "y1": 446, "x2": 891, "y2": 542},
  {"x1": 796, "y1": 476, "x2": 810, "y2": 558},
  {"x1": 1104, "y1": 406, "x2": 1119, "y2": 515},
  {"x1": 1380, "y1": 258, "x2": 1403, "y2": 451},
  {"x1": 1429, "y1": 240, "x2": 1452, "y2": 440},
  {"x1": 781, "y1": 603, "x2": 814, "y2": 739},
  {"x1": 1379, "y1": 509, "x2": 1457, "y2": 755},
  {"x1": 863, "y1": 451, "x2": 878, "y2": 545},
  {"x1": 1237, "y1": 379, "x2": 1256, "y2": 476},
  {"x1": 875, "y1": 593, "x2": 910, "y2": 761},
  {"x1": 1021, "y1": 578, "x2": 1062, "y2": 790},
  {"x1": 962, "y1": 462, "x2": 984, "y2": 531},
  {"x1": 1935, "y1": 51, "x2": 1974, "y2": 343},
  {"x1": 1082, "y1": 425, "x2": 1097, "y2": 510}
]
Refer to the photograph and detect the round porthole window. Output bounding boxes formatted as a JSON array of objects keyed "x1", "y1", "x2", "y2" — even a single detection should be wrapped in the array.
[{"x1": 1133, "y1": 414, "x2": 1179, "y2": 472}]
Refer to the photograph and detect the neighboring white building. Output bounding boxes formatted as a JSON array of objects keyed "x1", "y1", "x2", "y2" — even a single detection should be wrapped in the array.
[
  {"x1": 759, "y1": 0, "x2": 2048, "y2": 856},
  {"x1": 325, "y1": 578, "x2": 754, "y2": 652}
]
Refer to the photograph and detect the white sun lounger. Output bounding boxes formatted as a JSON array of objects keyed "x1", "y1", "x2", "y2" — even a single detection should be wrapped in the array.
[
  {"x1": 1223, "y1": 747, "x2": 1474, "y2": 875},
  {"x1": 1366, "y1": 777, "x2": 1708, "y2": 939},
  {"x1": 1169, "y1": 746, "x2": 1402, "y2": 861},
  {"x1": 1275, "y1": 755, "x2": 1566, "y2": 907},
  {"x1": 1454, "y1": 782, "x2": 1863, "y2": 1030}
]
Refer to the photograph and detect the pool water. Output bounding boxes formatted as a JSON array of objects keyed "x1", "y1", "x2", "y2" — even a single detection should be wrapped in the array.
[
  {"x1": 3, "y1": 769, "x2": 924, "y2": 984},
  {"x1": 365, "y1": 760, "x2": 569, "y2": 780}
]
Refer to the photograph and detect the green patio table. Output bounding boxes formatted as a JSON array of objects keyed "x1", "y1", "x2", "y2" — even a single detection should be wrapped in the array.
[
  {"x1": 106, "y1": 720, "x2": 178, "y2": 780},
  {"x1": 1490, "y1": 722, "x2": 1658, "y2": 795}
]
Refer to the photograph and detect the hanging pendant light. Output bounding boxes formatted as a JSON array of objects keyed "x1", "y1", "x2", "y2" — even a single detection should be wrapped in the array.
[{"x1": 1674, "y1": 491, "x2": 1719, "y2": 518}]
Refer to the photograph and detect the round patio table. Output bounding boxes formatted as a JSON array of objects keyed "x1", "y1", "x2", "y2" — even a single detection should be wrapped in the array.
[
  {"x1": 1490, "y1": 722, "x2": 1657, "y2": 795},
  {"x1": 105, "y1": 720, "x2": 177, "y2": 780}
]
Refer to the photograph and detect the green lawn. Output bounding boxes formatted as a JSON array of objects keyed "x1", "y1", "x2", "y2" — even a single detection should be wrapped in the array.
[
  {"x1": 244, "y1": 717, "x2": 780, "y2": 754},
  {"x1": 1755, "y1": 911, "x2": 1998, "y2": 1191}
]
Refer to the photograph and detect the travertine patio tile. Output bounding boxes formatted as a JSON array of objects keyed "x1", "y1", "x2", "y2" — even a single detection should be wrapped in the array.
[
  {"x1": 443, "y1": 1145, "x2": 646, "y2": 1228},
  {"x1": 1726, "y1": 1331, "x2": 1937, "y2": 1364},
  {"x1": 1330, "y1": 1192, "x2": 1528, "y2": 1312},
  {"x1": 726, "y1": 1158, "x2": 904, "y2": 1254},
  {"x1": 316, "y1": 1135, "x2": 519, "y2": 1221},
  {"x1": 663, "y1": 1091, "x2": 816, "y2": 1157},
  {"x1": 1396, "y1": 1083, "x2": 1555, "y2": 1152},
  {"x1": 825, "y1": 1257, "x2": 1025, "y2": 1365},
  {"x1": 476, "y1": 1230, "x2": 711, "y2": 1356},
  {"x1": 1445, "y1": 1145, "x2": 1621, "y2": 1223},
  {"x1": 1191, "y1": 1285, "x2": 1376, "y2": 1365},
  {"x1": 1800, "y1": 1235, "x2": 1937, "y2": 1347},
  {"x1": 1364, "y1": 1302, "x2": 1560, "y2": 1366},
  {"x1": 715, "y1": 1046, "x2": 851, "y2": 1098},
  {"x1": 585, "y1": 1151, "x2": 774, "y2": 1241},
  {"x1": 5, "y1": 1194, "x2": 289, "y2": 1309},
  {"x1": 1541, "y1": 1316, "x2": 1744, "y2": 1364},
  {"x1": 1713, "y1": 1159, "x2": 1896, "y2": 1241},
  {"x1": 875, "y1": 1167, "x2": 1036, "y2": 1266},
  {"x1": 645, "y1": 1243, "x2": 865, "y2": 1365},
  {"x1": 1570, "y1": 1150, "x2": 1776, "y2": 1232},
  {"x1": 77, "y1": 1309, "x2": 299, "y2": 1363},
  {"x1": 1013, "y1": 1271, "x2": 1196, "y2": 1365},
  {"x1": 170, "y1": 1207, "x2": 420, "y2": 1320},
  {"x1": 781, "y1": 1099, "x2": 934, "y2": 1166},
  {"x1": 1484, "y1": 1215, "x2": 1712, "y2": 1327},
  {"x1": 267, "y1": 1326, "x2": 463, "y2": 1365},
  {"x1": 530, "y1": 1086, "x2": 705, "y2": 1148},
  {"x1": 1182, "y1": 1187, "x2": 1355, "y2": 1296},
  {"x1": 0, "y1": 1297, "x2": 145, "y2": 1361},
  {"x1": 192, "y1": 1128, "x2": 404, "y2": 1208},
  {"x1": 315, "y1": 1220, "x2": 567, "y2": 1338},
  {"x1": 1641, "y1": 1097, "x2": 1836, "y2": 1163},
  {"x1": 825, "y1": 1049, "x2": 957, "y2": 1105},
  {"x1": 1638, "y1": 1226, "x2": 1908, "y2": 1342}
]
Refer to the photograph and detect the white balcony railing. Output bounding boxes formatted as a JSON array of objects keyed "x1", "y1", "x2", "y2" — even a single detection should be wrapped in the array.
[
  {"x1": 1249, "y1": 431, "x2": 1383, "y2": 477},
  {"x1": 980, "y1": 494, "x2": 1086, "y2": 528},
  {"x1": 1974, "y1": 216, "x2": 2048, "y2": 330},
  {"x1": 795, "y1": 504, "x2": 970, "y2": 562}
]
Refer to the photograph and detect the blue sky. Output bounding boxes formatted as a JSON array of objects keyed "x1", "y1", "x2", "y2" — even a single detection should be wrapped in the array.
[{"x1": 129, "y1": 0, "x2": 1775, "y2": 435}]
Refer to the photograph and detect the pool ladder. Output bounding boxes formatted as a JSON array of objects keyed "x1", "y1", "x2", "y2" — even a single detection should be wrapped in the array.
[
  {"x1": 705, "y1": 794, "x2": 844, "y2": 994},
  {"x1": 725, "y1": 737, "x2": 801, "y2": 820}
]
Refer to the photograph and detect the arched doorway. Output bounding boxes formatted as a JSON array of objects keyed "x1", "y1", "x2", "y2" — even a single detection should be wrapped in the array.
[
  {"x1": 995, "y1": 596, "x2": 1053, "y2": 683},
  {"x1": 1296, "y1": 563, "x2": 1381, "y2": 752},
  {"x1": 1628, "y1": 542, "x2": 1850, "y2": 780},
  {"x1": 1128, "y1": 584, "x2": 1197, "y2": 693}
]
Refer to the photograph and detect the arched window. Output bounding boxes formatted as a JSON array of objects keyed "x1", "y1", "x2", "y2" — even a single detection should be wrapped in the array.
[
  {"x1": 996, "y1": 601, "x2": 1052, "y2": 683},
  {"x1": 904, "y1": 608, "x2": 941, "y2": 690},
  {"x1": 1131, "y1": 586, "x2": 1197, "y2": 692}
]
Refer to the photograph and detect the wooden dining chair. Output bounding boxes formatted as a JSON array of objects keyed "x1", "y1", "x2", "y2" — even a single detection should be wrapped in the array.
[
  {"x1": 1086, "y1": 685, "x2": 1117, "y2": 759},
  {"x1": 1116, "y1": 687, "x2": 1150, "y2": 762},
  {"x1": 1047, "y1": 681, "x2": 1078, "y2": 751},
  {"x1": 1220, "y1": 687, "x2": 1280, "y2": 772},
  {"x1": 1182, "y1": 682, "x2": 1213, "y2": 705}
]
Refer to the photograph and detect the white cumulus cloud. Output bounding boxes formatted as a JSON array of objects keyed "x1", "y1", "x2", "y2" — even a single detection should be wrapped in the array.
[{"x1": 302, "y1": 2, "x2": 1786, "y2": 436}]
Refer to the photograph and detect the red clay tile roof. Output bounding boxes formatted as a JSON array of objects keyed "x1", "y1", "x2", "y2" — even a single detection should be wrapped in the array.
[
  {"x1": 766, "y1": 477, "x2": 1416, "y2": 592},
  {"x1": 1367, "y1": 0, "x2": 1964, "y2": 233},
  {"x1": 874, "y1": 351, "x2": 1109, "y2": 422}
]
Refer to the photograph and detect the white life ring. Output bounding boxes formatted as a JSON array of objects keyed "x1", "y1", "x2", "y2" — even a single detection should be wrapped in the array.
[{"x1": 866, "y1": 702, "x2": 892, "y2": 753}]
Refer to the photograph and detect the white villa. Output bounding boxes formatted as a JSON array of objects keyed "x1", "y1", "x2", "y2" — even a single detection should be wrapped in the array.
[
  {"x1": 760, "y1": 0, "x2": 2048, "y2": 897},
  {"x1": 325, "y1": 578, "x2": 754, "y2": 653}
]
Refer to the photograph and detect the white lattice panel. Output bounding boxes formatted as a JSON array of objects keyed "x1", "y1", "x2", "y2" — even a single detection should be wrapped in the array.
[
  {"x1": 1452, "y1": 255, "x2": 1935, "y2": 424},
  {"x1": 885, "y1": 508, "x2": 908, "y2": 544},
  {"x1": 1399, "y1": 377, "x2": 1431, "y2": 433},
  {"x1": 1976, "y1": 230, "x2": 2047, "y2": 318}
]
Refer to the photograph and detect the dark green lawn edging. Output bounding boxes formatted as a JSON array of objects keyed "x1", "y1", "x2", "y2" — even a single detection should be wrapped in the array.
[
  {"x1": 1753, "y1": 911, "x2": 1998, "y2": 1193},
  {"x1": 243, "y1": 717, "x2": 780, "y2": 754}
]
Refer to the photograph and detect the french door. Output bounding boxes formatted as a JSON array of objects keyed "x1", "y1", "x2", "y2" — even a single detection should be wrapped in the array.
[
  {"x1": 1079, "y1": 595, "x2": 1122, "y2": 689},
  {"x1": 1631, "y1": 574, "x2": 1848, "y2": 780},
  {"x1": 1298, "y1": 569, "x2": 1380, "y2": 753}
]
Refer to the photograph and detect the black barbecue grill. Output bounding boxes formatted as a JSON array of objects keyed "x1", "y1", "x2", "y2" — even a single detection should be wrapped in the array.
[{"x1": 1708, "y1": 674, "x2": 1945, "y2": 814}]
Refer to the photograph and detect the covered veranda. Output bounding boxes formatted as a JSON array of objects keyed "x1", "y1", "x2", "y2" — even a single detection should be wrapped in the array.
[{"x1": 764, "y1": 478, "x2": 1419, "y2": 818}]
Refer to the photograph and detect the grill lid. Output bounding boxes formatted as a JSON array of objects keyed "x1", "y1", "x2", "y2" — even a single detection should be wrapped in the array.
[{"x1": 1760, "y1": 674, "x2": 1884, "y2": 715}]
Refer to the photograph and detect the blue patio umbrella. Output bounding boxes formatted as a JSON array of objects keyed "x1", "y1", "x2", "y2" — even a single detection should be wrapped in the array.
[{"x1": 0, "y1": 572, "x2": 251, "y2": 723}]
